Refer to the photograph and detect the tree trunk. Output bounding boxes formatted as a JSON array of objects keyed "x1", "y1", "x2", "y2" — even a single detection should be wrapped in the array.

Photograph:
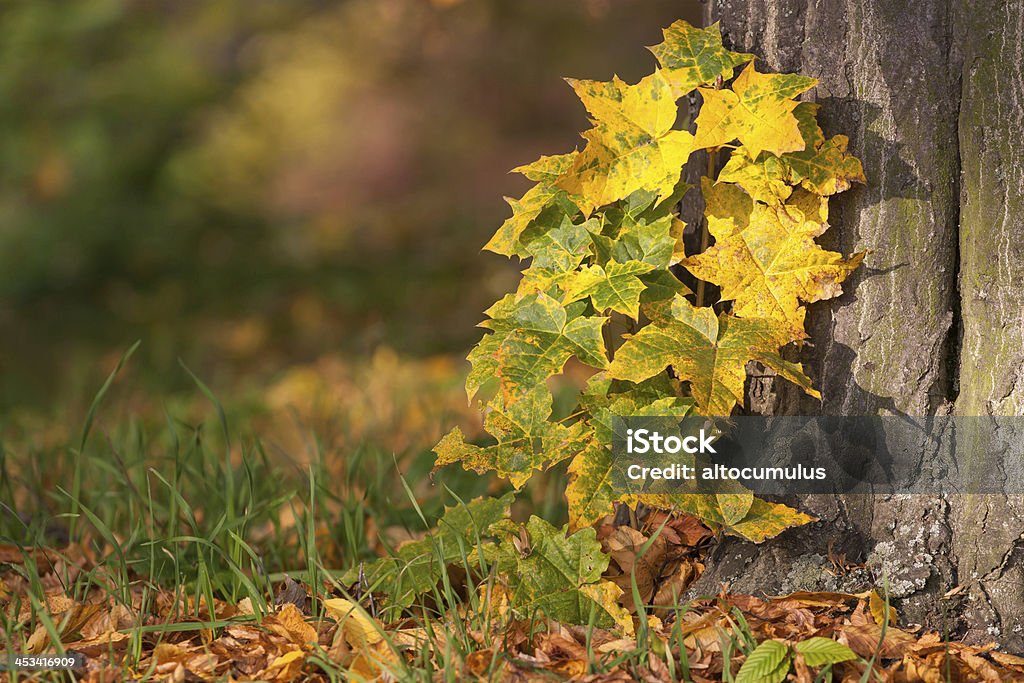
[{"x1": 688, "y1": 0, "x2": 1024, "y2": 648}]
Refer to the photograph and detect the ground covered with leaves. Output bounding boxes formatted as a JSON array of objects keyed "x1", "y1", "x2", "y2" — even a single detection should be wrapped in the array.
[
  {"x1": 1, "y1": 352, "x2": 1022, "y2": 681},
  {"x1": 5, "y1": 502, "x2": 1024, "y2": 681}
]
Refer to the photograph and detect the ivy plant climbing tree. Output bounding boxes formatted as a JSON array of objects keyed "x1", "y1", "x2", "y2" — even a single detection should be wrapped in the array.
[{"x1": 434, "y1": 20, "x2": 865, "y2": 543}]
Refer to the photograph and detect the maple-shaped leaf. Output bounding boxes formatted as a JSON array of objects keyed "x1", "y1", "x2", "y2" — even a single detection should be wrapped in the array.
[
  {"x1": 567, "y1": 376, "x2": 695, "y2": 529},
  {"x1": 718, "y1": 148, "x2": 793, "y2": 205},
  {"x1": 781, "y1": 103, "x2": 867, "y2": 195},
  {"x1": 683, "y1": 202, "x2": 864, "y2": 338},
  {"x1": 565, "y1": 444, "x2": 620, "y2": 530},
  {"x1": 561, "y1": 259, "x2": 656, "y2": 317},
  {"x1": 725, "y1": 497, "x2": 815, "y2": 542},
  {"x1": 497, "y1": 517, "x2": 628, "y2": 629},
  {"x1": 464, "y1": 292, "x2": 607, "y2": 404},
  {"x1": 648, "y1": 20, "x2": 754, "y2": 97},
  {"x1": 606, "y1": 296, "x2": 818, "y2": 416},
  {"x1": 520, "y1": 211, "x2": 598, "y2": 272},
  {"x1": 485, "y1": 152, "x2": 578, "y2": 256},
  {"x1": 556, "y1": 71, "x2": 694, "y2": 215},
  {"x1": 590, "y1": 213, "x2": 683, "y2": 269},
  {"x1": 702, "y1": 177, "x2": 753, "y2": 237},
  {"x1": 434, "y1": 385, "x2": 589, "y2": 488},
  {"x1": 340, "y1": 494, "x2": 514, "y2": 609},
  {"x1": 693, "y1": 62, "x2": 817, "y2": 157}
]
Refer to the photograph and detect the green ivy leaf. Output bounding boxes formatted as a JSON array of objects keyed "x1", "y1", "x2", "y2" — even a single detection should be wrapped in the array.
[
  {"x1": 521, "y1": 211, "x2": 598, "y2": 272},
  {"x1": 498, "y1": 517, "x2": 628, "y2": 629},
  {"x1": 465, "y1": 291, "x2": 607, "y2": 404},
  {"x1": 590, "y1": 213, "x2": 682, "y2": 269},
  {"x1": 561, "y1": 259, "x2": 656, "y2": 317}
]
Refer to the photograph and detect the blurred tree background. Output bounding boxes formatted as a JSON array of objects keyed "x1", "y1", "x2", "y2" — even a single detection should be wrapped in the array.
[{"x1": 0, "y1": 0, "x2": 698, "y2": 413}]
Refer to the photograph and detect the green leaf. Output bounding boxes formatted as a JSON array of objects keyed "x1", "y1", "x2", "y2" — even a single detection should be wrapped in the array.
[
  {"x1": 648, "y1": 20, "x2": 754, "y2": 97},
  {"x1": 465, "y1": 291, "x2": 607, "y2": 404},
  {"x1": 590, "y1": 213, "x2": 682, "y2": 269},
  {"x1": 343, "y1": 494, "x2": 514, "y2": 608},
  {"x1": 607, "y1": 295, "x2": 818, "y2": 416},
  {"x1": 485, "y1": 152, "x2": 578, "y2": 256},
  {"x1": 434, "y1": 385, "x2": 590, "y2": 488},
  {"x1": 500, "y1": 517, "x2": 627, "y2": 629},
  {"x1": 561, "y1": 259, "x2": 656, "y2": 317},
  {"x1": 794, "y1": 637, "x2": 858, "y2": 667},
  {"x1": 735, "y1": 640, "x2": 791, "y2": 683},
  {"x1": 521, "y1": 211, "x2": 598, "y2": 272},
  {"x1": 556, "y1": 71, "x2": 694, "y2": 214}
]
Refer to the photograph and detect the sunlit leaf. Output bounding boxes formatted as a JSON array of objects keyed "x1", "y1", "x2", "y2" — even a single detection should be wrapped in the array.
[
  {"x1": 693, "y1": 62, "x2": 817, "y2": 157},
  {"x1": 557, "y1": 71, "x2": 694, "y2": 214},
  {"x1": 648, "y1": 20, "x2": 754, "y2": 97},
  {"x1": 683, "y1": 203, "x2": 864, "y2": 339},
  {"x1": 435, "y1": 385, "x2": 589, "y2": 487},
  {"x1": 607, "y1": 295, "x2": 818, "y2": 416}
]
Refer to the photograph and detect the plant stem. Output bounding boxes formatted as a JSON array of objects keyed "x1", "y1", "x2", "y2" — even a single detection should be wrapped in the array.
[{"x1": 695, "y1": 147, "x2": 716, "y2": 307}]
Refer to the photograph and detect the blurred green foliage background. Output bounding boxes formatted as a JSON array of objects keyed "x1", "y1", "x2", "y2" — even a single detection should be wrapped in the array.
[{"x1": 0, "y1": 0, "x2": 698, "y2": 411}]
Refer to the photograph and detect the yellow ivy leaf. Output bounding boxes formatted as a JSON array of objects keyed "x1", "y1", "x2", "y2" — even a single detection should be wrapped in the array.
[
  {"x1": 702, "y1": 177, "x2": 754, "y2": 239},
  {"x1": 683, "y1": 203, "x2": 864, "y2": 339},
  {"x1": 868, "y1": 589, "x2": 898, "y2": 627},
  {"x1": 566, "y1": 443, "x2": 619, "y2": 530},
  {"x1": 557, "y1": 71, "x2": 694, "y2": 214},
  {"x1": 606, "y1": 295, "x2": 818, "y2": 416},
  {"x1": 693, "y1": 62, "x2": 817, "y2": 157},
  {"x1": 580, "y1": 580, "x2": 636, "y2": 638},
  {"x1": 648, "y1": 20, "x2": 754, "y2": 97},
  {"x1": 323, "y1": 598, "x2": 399, "y2": 678},
  {"x1": 484, "y1": 152, "x2": 578, "y2": 256},
  {"x1": 716, "y1": 491, "x2": 755, "y2": 526}
]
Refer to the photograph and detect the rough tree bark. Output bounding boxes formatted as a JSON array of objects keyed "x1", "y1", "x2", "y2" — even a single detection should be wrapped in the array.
[{"x1": 686, "y1": 0, "x2": 1024, "y2": 648}]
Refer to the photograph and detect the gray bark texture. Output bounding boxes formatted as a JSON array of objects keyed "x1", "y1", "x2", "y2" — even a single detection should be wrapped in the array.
[{"x1": 687, "y1": 0, "x2": 1024, "y2": 648}]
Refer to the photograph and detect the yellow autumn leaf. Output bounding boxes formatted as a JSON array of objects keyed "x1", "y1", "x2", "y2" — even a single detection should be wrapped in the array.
[
  {"x1": 726, "y1": 497, "x2": 816, "y2": 542},
  {"x1": 324, "y1": 598, "x2": 399, "y2": 678},
  {"x1": 580, "y1": 580, "x2": 636, "y2": 638},
  {"x1": 782, "y1": 102, "x2": 867, "y2": 195},
  {"x1": 683, "y1": 202, "x2": 864, "y2": 339},
  {"x1": 484, "y1": 152, "x2": 578, "y2": 256},
  {"x1": 693, "y1": 62, "x2": 817, "y2": 157},
  {"x1": 556, "y1": 71, "x2": 694, "y2": 215},
  {"x1": 607, "y1": 295, "x2": 819, "y2": 416},
  {"x1": 718, "y1": 148, "x2": 793, "y2": 205},
  {"x1": 648, "y1": 20, "x2": 754, "y2": 97}
]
